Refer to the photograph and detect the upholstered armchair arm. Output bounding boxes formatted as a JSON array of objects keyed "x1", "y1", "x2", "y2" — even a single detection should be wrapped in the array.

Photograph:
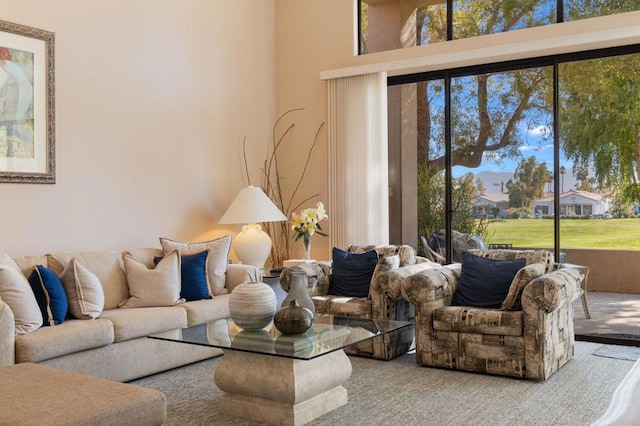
[
  {"x1": 0, "y1": 299, "x2": 16, "y2": 366},
  {"x1": 401, "y1": 263, "x2": 462, "y2": 308},
  {"x1": 225, "y1": 264, "x2": 262, "y2": 292},
  {"x1": 373, "y1": 261, "x2": 441, "y2": 300},
  {"x1": 521, "y1": 268, "x2": 583, "y2": 314}
]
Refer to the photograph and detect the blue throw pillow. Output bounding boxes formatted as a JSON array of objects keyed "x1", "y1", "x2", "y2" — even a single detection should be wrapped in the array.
[
  {"x1": 452, "y1": 252, "x2": 526, "y2": 309},
  {"x1": 155, "y1": 251, "x2": 211, "y2": 301},
  {"x1": 329, "y1": 247, "x2": 379, "y2": 298},
  {"x1": 28, "y1": 265, "x2": 68, "y2": 326}
]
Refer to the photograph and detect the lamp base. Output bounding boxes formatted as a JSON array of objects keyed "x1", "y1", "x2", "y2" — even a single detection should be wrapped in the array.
[{"x1": 233, "y1": 223, "x2": 272, "y2": 270}]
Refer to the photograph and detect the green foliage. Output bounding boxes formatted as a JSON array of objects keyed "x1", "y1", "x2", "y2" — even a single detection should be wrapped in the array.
[
  {"x1": 560, "y1": 54, "x2": 640, "y2": 199},
  {"x1": 506, "y1": 156, "x2": 552, "y2": 213},
  {"x1": 417, "y1": 166, "x2": 489, "y2": 240}
]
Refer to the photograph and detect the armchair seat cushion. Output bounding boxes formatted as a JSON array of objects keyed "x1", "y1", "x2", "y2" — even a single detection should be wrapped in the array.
[{"x1": 433, "y1": 306, "x2": 523, "y2": 337}]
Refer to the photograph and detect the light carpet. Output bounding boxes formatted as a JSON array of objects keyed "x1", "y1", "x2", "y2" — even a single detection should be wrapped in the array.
[
  {"x1": 130, "y1": 341, "x2": 634, "y2": 426},
  {"x1": 593, "y1": 344, "x2": 640, "y2": 361}
]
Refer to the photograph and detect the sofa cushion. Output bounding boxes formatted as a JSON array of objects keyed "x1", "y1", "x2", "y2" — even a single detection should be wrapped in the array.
[
  {"x1": 121, "y1": 251, "x2": 184, "y2": 308},
  {"x1": 11, "y1": 254, "x2": 48, "y2": 278},
  {"x1": 433, "y1": 306, "x2": 524, "y2": 337},
  {"x1": 47, "y1": 251, "x2": 129, "y2": 310},
  {"x1": 99, "y1": 306, "x2": 187, "y2": 343},
  {"x1": 59, "y1": 258, "x2": 105, "y2": 320},
  {"x1": 452, "y1": 252, "x2": 526, "y2": 309},
  {"x1": 180, "y1": 295, "x2": 230, "y2": 326},
  {"x1": 15, "y1": 318, "x2": 114, "y2": 363},
  {"x1": 329, "y1": 247, "x2": 379, "y2": 298},
  {"x1": 27, "y1": 265, "x2": 68, "y2": 326},
  {"x1": 160, "y1": 235, "x2": 232, "y2": 296},
  {"x1": 0, "y1": 251, "x2": 42, "y2": 335}
]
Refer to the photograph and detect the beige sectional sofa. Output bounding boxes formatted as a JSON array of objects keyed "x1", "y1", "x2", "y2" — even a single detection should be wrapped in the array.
[{"x1": 0, "y1": 243, "x2": 260, "y2": 382}]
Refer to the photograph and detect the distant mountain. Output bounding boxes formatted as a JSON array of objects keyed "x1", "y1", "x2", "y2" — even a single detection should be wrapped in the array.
[
  {"x1": 471, "y1": 170, "x2": 578, "y2": 194},
  {"x1": 474, "y1": 171, "x2": 514, "y2": 194}
]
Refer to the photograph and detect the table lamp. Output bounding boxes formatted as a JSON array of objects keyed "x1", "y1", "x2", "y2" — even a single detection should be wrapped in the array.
[{"x1": 218, "y1": 185, "x2": 287, "y2": 270}]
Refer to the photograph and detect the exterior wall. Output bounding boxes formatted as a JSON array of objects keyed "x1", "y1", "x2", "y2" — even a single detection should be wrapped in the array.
[
  {"x1": 559, "y1": 249, "x2": 640, "y2": 294},
  {"x1": 0, "y1": 0, "x2": 276, "y2": 259}
]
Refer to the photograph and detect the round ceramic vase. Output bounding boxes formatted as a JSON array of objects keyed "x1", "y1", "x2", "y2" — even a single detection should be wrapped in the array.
[
  {"x1": 274, "y1": 299, "x2": 314, "y2": 335},
  {"x1": 281, "y1": 271, "x2": 316, "y2": 318},
  {"x1": 229, "y1": 281, "x2": 277, "y2": 330}
]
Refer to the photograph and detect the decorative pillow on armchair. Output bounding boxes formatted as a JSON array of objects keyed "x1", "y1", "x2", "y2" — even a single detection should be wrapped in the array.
[
  {"x1": 500, "y1": 262, "x2": 547, "y2": 310},
  {"x1": 329, "y1": 247, "x2": 379, "y2": 298},
  {"x1": 452, "y1": 252, "x2": 526, "y2": 309}
]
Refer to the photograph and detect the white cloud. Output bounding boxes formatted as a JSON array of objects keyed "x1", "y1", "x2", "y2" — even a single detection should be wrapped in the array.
[
  {"x1": 527, "y1": 125, "x2": 548, "y2": 136},
  {"x1": 519, "y1": 143, "x2": 553, "y2": 152}
]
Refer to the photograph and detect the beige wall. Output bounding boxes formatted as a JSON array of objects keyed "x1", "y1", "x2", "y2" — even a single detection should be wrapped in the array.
[{"x1": 0, "y1": 0, "x2": 276, "y2": 258}]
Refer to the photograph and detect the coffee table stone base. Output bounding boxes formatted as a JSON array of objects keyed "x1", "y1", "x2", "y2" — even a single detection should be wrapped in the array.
[{"x1": 214, "y1": 349, "x2": 352, "y2": 425}]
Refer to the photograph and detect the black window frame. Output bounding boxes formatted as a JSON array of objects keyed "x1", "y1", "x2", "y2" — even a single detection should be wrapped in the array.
[{"x1": 388, "y1": 44, "x2": 640, "y2": 263}]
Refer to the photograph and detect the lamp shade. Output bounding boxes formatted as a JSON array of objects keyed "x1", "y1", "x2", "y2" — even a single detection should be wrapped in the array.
[
  {"x1": 218, "y1": 186, "x2": 287, "y2": 225},
  {"x1": 218, "y1": 186, "x2": 287, "y2": 269}
]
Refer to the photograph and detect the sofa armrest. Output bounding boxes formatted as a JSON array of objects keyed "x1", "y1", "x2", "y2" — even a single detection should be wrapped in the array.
[
  {"x1": 521, "y1": 268, "x2": 583, "y2": 314},
  {"x1": 373, "y1": 261, "x2": 441, "y2": 300},
  {"x1": 225, "y1": 264, "x2": 262, "y2": 293},
  {"x1": 0, "y1": 299, "x2": 16, "y2": 366},
  {"x1": 401, "y1": 263, "x2": 461, "y2": 307}
]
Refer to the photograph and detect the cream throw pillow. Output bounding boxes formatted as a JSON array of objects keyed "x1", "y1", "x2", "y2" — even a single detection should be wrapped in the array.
[
  {"x1": 59, "y1": 258, "x2": 105, "y2": 320},
  {"x1": 159, "y1": 235, "x2": 231, "y2": 296},
  {"x1": 0, "y1": 250, "x2": 43, "y2": 334},
  {"x1": 120, "y1": 250, "x2": 184, "y2": 308}
]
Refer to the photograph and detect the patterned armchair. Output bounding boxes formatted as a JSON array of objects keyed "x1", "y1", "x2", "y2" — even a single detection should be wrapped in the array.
[
  {"x1": 279, "y1": 244, "x2": 440, "y2": 360},
  {"x1": 401, "y1": 249, "x2": 584, "y2": 379}
]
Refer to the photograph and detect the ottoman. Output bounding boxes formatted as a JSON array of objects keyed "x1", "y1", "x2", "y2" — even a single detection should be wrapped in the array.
[{"x1": 0, "y1": 363, "x2": 166, "y2": 426}]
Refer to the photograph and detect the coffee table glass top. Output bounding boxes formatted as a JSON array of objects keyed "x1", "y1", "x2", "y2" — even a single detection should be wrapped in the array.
[{"x1": 149, "y1": 315, "x2": 412, "y2": 360}]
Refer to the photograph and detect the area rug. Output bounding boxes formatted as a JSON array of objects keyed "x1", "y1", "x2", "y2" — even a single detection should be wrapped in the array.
[
  {"x1": 593, "y1": 344, "x2": 640, "y2": 361},
  {"x1": 131, "y1": 341, "x2": 633, "y2": 426}
]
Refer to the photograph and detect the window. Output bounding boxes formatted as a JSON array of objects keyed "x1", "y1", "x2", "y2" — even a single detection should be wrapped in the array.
[
  {"x1": 388, "y1": 45, "x2": 640, "y2": 260},
  {"x1": 359, "y1": 0, "x2": 640, "y2": 55}
]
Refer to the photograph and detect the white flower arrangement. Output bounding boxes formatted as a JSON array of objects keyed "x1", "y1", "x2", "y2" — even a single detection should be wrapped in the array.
[{"x1": 291, "y1": 202, "x2": 329, "y2": 249}]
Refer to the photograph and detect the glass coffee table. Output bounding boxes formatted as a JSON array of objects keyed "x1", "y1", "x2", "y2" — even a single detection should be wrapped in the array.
[{"x1": 150, "y1": 315, "x2": 412, "y2": 425}]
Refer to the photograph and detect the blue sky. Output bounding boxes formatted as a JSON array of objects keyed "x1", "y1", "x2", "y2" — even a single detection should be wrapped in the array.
[{"x1": 452, "y1": 124, "x2": 579, "y2": 193}]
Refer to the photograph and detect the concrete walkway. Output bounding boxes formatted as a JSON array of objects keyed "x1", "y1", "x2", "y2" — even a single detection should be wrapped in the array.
[{"x1": 574, "y1": 291, "x2": 640, "y2": 344}]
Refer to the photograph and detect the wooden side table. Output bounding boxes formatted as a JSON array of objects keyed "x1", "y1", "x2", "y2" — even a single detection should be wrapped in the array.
[{"x1": 562, "y1": 263, "x2": 591, "y2": 319}]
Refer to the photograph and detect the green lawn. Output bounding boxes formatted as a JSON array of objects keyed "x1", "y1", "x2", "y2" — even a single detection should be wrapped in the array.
[{"x1": 486, "y1": 218, "x2": 640, "y2": 250}]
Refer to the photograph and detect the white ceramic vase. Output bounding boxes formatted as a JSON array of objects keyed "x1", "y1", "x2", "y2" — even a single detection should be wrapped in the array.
[{"x1": 229, "y1": 281, "x2": 277, "y2": 330}]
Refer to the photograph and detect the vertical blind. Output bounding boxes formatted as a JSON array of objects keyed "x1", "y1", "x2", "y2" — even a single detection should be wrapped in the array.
[{"x1": 327, "y1": 72, "x2": 389, "y2": 249}]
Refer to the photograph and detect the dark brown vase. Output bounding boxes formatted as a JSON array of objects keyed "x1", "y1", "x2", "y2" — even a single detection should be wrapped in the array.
[{"x1": 274, "y1": 299, "x2": 314, "y2": 335}]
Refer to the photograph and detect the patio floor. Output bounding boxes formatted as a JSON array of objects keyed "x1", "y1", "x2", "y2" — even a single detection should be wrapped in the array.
[{"x1": 574, "y1": 291, "x2": 640, "y2": 346}]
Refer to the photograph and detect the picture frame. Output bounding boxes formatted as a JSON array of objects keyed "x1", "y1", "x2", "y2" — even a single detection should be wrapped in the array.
[{"x1": 0, "y1": 19, "x2": 55, "y2": 184}]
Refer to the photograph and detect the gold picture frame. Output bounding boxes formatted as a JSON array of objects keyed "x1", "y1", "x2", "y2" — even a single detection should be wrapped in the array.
[{"x1": 0, "y1": 19, "x2": 55, "y2": 184}]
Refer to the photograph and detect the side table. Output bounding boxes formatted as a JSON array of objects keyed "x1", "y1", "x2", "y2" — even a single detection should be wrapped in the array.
[{"x1": 562, "y1": 263, "x2": 591, "y2": 319}]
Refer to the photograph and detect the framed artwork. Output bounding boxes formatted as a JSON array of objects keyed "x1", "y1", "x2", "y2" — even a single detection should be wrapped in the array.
[{"x1": 0, "y1": 20, "x2": 55, "y2": 184}]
